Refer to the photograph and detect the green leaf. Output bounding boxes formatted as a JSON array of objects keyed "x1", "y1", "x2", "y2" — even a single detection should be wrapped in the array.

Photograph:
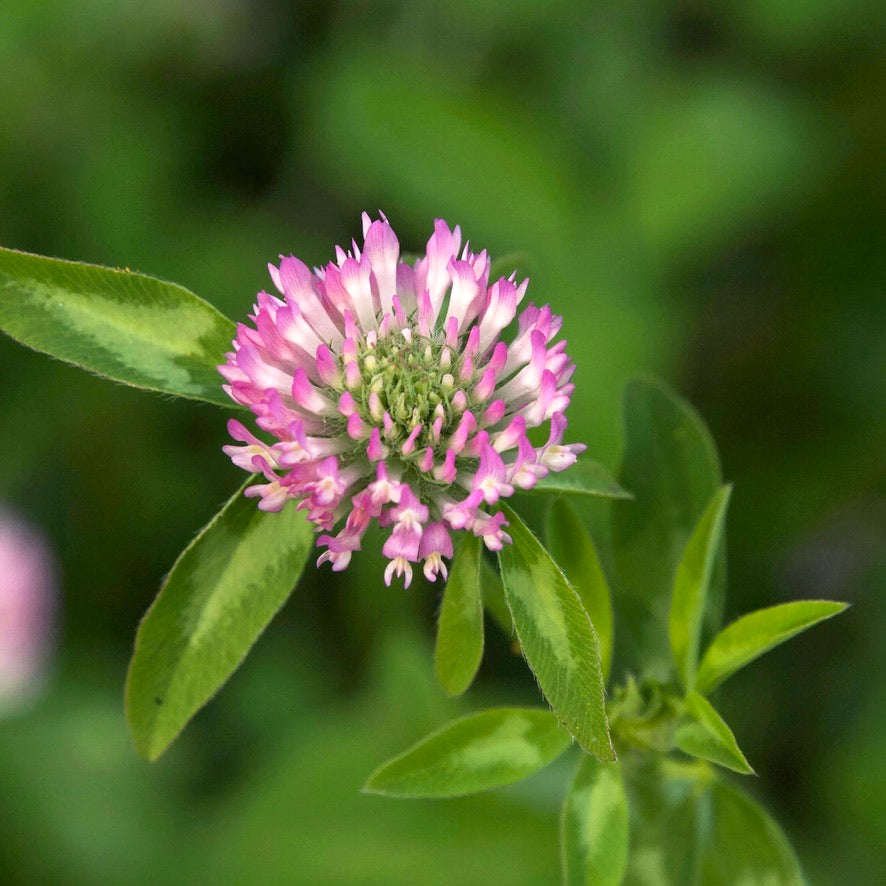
[
  {"x1": 497, "y1": 504, "x2": 614, "y2": 761},
  {"x1": 531, "y1": 459, "x2": 633, "y2": 499},
  {"x1": 480, "y1": 558, "x2": 514, "y2": 639},
  {"x1": 560, "y1": 756, "x2": 629, "y2": 886},
  {"x1": 546, "y1": 500, "x2": 614, "y2": 681},
  {"x1": 696, "y1": 600, "x2": 848, "y2": 695},
  {"x1": 125, "y1": 481, "x2": 313, "y2": 760},
  {"x1": 669, "y1": 486, "x2": 732, "y2": 692},
  {"x1": 363, "y1": 708, "x2": 572, "y2": 798},
  {"x1": 700, "y1": 780, "x2": 807, "y2": 885},
  {"x1": 674, "y1": 692, "x2": 753, "y2": 775},
  {"x1": 434, "y1": 535, "x2": 484, "y2": 697},
  {"x1": 612, "y1": 376, "x2": 725, "y2": 679},
  {"x1": 0, "y1": 247, "x2": 236, "y2": 406}
]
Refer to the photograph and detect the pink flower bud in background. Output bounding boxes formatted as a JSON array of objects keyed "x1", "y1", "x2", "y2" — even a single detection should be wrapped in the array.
[{"x1": 0, "y1": 509, "x2": 55, "y2": 713}]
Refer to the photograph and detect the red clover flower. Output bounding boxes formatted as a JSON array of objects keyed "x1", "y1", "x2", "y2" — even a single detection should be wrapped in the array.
[{"x1": 220, "y1": 214, "x2": 584, "y2": 587}]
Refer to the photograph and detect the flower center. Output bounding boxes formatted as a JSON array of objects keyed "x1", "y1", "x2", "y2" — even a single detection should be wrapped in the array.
[{"x1": 343, "y1": 326, "x2": 462, "y2": 457}]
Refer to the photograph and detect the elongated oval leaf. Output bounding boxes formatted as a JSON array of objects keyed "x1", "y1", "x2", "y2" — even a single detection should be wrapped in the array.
[
  {"x1": 546, "y1": 499, "x2": 614, "y2": 681},
  {"x1": 700, "y1": 780, "x2": 807, "y2": 885},
  {"x1": 531, "y1": 459, "x2": 632, "y2": 499},
  {"x1": 560, "y1": 756, "x2": 629, "y2": 886},
  {"x1": 612, "y1": 376, "x2": 724, "y2": 678},
  {"x1": 0, "y1": 246, "x2": 236, "y2": 405},
  {"x1": 674, "y1": 692, "x2": 753, "y2": 775},
  {"x1": 498, "y1": 504, "x2": 614, "y2": 761},
  {"x1": 696, "y1": 600, "x2": 848, "y2": 695},
  {"x1": 434, "y1": 534, "x2": 484, "y2": 697},
  {"x1": 669, "y1": 486, "x2": 732, "y2": 691},
  {"x1": 125, "y1": 481, "x2": 313, "y2": 760},
  {"x1": 363, "y1": 708, "x2": 571, "y2": 798}
]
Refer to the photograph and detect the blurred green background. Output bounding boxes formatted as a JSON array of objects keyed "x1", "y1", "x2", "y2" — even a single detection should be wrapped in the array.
[{"x1": 1, "y1": 1, "x2": 884, "y2": 883}]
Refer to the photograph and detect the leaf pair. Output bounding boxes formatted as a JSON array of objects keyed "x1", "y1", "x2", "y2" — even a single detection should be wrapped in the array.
[
  {"x1": 667, "y1": 479, "x2": 845, "y2": 774},
  {"x1": 619, "y1": 378, "x2": 845, "y2": 703},
  {"x1": 668, "y1": 595, "x2": 846, "y2": 776},
  {"x1": 611, "y1": 377, "x2": 847, "y2": 777},
  {"x1": 434, "y1": 503, "x2": 614, "y2": 760},
  {"x1": 0, "y1": 248, "x2": 315, "y2": 760}
]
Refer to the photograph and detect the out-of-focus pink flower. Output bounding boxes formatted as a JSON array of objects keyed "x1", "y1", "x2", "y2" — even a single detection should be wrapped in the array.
[
  {"x1": 0, "y1": 510, "x2": 55, "y2": 711},
  {"x1": 220, "y1": 214, "x2": 585, "y2": 586}
]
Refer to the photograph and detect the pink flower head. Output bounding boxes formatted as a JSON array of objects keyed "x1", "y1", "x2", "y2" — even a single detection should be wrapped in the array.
[
  {"x1": 0, "y1": 509, "x2": 55, "y2": 712},
  {"x1": 221, "y1": 214, "x2": 585, "y2": 585}
]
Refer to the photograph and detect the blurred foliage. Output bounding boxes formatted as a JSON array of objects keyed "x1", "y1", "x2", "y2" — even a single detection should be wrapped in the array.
[{"x1": 0, "y1": 0, "x2": 883, "y2": 883}]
